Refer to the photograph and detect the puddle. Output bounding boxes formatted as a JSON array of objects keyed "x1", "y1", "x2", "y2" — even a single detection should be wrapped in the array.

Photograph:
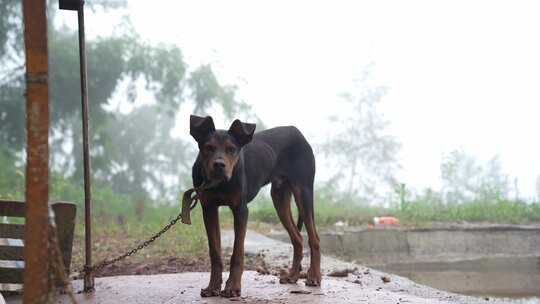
[
  {"x1": 377, "y1": 257, "x2": 540, "y2": 302},
  {"x1": 502, "y1": 298, "x2": 540, "y2": 304},
  {"x1": 270, "y1": 225, "x2": 540, "y2": 302}
]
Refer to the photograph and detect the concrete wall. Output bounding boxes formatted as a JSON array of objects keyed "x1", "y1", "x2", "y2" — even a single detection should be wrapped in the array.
[
  {"x1": 317, "y1": 226, "x2": 540, "y2": 265},
  {"x1": 270, "y1": 226, "x2": 540, "y2": 265}
]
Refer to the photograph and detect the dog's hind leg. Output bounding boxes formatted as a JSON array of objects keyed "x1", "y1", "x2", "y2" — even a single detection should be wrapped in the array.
[
  {"x1": 271, "y1": 181, "x2": 304, "y2": 284},
  {"x1": 293, "y1": 184, "x2": 321, "y2": 286}
]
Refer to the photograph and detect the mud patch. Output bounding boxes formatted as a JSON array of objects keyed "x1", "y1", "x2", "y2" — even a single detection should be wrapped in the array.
[{"x1": 72, "y1": 249, "x2": 270, "y2": 279}]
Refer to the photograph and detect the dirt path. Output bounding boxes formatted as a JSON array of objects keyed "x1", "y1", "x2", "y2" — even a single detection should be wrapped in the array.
[{"x1": 6, "y1": 230, "x2": 502, "y2": 304}]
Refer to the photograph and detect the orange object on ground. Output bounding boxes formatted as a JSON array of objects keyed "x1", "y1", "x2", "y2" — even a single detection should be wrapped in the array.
[{"x1": 373, "y1": 216, "x2": 399, "y2": 225}]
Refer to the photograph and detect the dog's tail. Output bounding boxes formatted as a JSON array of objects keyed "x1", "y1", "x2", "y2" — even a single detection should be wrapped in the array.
[{"x1": 296, "y1": 214, "x2": 303, "y2": 232}]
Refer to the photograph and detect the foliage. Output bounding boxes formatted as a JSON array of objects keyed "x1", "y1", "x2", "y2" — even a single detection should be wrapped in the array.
[
  {"x1": 0, "y1": 2, "x2": 259, "y2": 200},
  {"x1": 441, "y1": 150, "x2": 510, "y2": 203},
  {"x1": 1, "y1": 1, "x2": 538, "y2": 237},
  {"x1": 101, "y1": 105, "x2": 194, "y2": 198},
  {"x1": 248, "y1": 178, "x2": 540, "y2": 226},
  {"x1": 0, "y1": 147, "x2": 24, "y2": 200},
  {"x1": 248, "y1": 192, "x2": 540, "y2": 227},
  {"x1": 399, "y1": 199, "x2": 540, "y2": 225},
  {"x1": 321, "y1": 65, "x2": 401, "y2": 202}
]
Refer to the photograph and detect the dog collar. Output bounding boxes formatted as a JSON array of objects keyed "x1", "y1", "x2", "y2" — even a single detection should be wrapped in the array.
[{"x1": 180, "y1": 180, "x2": 220, "y2": 225}]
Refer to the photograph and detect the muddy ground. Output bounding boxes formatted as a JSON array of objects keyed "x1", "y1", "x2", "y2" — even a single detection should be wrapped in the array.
[
  {"x1": 74, "y1": 249, "x2": 271, "y2": 279},
  {"x1": 6, "y1": 230, "x2": 507, "y2": 304}
]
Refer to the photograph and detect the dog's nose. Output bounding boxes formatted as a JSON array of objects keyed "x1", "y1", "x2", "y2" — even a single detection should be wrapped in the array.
[{"x1": 213, "y1": 159, "x2": 226, "y2": 170}]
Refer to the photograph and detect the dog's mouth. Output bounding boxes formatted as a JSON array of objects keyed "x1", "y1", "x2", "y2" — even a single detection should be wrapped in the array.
[{"x1": 209, "y1": 169, "x2": 231, "y2": 183}]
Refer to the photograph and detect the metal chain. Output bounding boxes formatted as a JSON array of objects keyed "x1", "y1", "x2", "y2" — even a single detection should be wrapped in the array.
[
  {"x1": 79, "y1": 182, "x2": 216, "y2": 275},
  {"x1": 82, "y1": 211, "x2": 183, "y2": 274}
]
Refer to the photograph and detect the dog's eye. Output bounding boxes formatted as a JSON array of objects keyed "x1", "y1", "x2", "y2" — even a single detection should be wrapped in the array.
[
  {"x1": 226, "y1": 147, "x2": 236, "y2": 154},
  {"x1": 204, "y1": 145, "x2": 216, "y2": 153}
]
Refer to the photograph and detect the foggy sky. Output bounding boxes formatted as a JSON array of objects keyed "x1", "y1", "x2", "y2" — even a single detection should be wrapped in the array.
[{"x1": 71, "y1": 0, "x2": 540, "y2": 198}]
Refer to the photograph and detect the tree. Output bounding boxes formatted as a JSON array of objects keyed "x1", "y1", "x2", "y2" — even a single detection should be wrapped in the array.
[
  {"x1": 0, "y1": 0, "x2": 128, "y2": 152},
  {"x1": 321, "y1": 66, "x2": 401, "y2": 202},
  {"x1": 101, "y1": 105, "x2": 193, "y2": 199},
  {"x1": 48, "y1": 25, "x2": 191, "y2": 182},
  {"x1": 440, "y1": 150, "x2": 509, "y2": 202},
  {"x1": 0, "y1": 1, "x2": 260, "y2": 199},
  {"x1": 0, "y1": 0, "x2": 25, "y2": 150}
]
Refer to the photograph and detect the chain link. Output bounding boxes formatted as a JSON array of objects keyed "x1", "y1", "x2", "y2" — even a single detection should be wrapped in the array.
[
  {"x1": 79, "y1": 182, "x2": 214, "y2": 275},
  {"x1": 82, "y1": 212, "x2": 184, "y2": 274}
]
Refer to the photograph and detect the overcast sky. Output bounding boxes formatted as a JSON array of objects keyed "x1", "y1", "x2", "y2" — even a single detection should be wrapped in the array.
[{"x1": 77, "y1": 0, "x2": 540, "y2": 198}]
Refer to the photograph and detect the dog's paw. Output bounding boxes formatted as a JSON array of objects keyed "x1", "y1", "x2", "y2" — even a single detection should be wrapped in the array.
[
  {"x1": 305, "y1": 277, "x2": 321, "y2": 286},
  {"x1": 200, "y1": 287, "x2": 221, "y2": 297},
  {"x1": 305, "y1": 268, "x2": 322, "y2": 286},
  {"x1": 279, "y1": 269, "x2": 300, "y2": 284},
  {"x1": 220, "y1": 288, "x2": 241, "y2": 298},
  {"x1": 279, "y1": 276, "x2": 299, "y2": 284}
]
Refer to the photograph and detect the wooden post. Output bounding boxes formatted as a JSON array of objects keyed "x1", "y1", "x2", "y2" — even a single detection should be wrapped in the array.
[{"x1": 22, "y1": 0, "x2": 50, "y2": 303}]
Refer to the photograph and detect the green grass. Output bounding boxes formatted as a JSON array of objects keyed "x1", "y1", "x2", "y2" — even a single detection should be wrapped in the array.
[
  {"x1": 48, "y1": 172, "x2": 209, "y2": 265},
  {"x1": 399, "y1": 199, "x2": 540, "y2": 225},
  {"x1": 248, "y1": 195, "x2": 540, "y2": 227},
  {"x1": 247, "y1": 195, "x2": 384, "y2": 227},
  {"x1": 70, "y1": 205, "x2": 208, "y2": 270},
  {"x1": 3, "y1": 166, "x2": 540, "y2": 269}
]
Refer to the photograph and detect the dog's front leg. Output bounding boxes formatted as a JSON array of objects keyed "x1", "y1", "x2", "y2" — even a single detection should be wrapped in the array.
[
  {"x1": 221, "y1": 204, "x2": 248, "y2": 298},
  {"x1": 201, "y1": 203, "x2": 222, "y2": 297}
]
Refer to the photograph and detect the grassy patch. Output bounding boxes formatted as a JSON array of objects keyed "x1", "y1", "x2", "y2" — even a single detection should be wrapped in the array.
[
  {"x1": 4, "y1": 170, "x2": 540, "y2": 274},
  {"x1": 399, "y1": 199, "x2": 540, "y2": 225},
  {"x1": 70, "y1": 205, "x2": 208, "y2": 274},
  {"x1": 248, "y1": 195, "x2": 540, "y2": 227}
]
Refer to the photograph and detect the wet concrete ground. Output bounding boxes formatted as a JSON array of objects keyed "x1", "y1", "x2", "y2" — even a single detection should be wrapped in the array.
[
  {"x1": 268, "y1": 225, "x2": 540, "y2": 298},
  {"x1": 6, "y1": 230, "x2": 504, "y2": 304},
  {"x1": 22, "y1": 271, "x2": 476, "y2": 304}
]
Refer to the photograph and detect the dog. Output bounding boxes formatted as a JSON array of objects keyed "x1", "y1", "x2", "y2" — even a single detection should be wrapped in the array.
[{"x1": 189, "y1": 115, "x2": 321, "y2": 298}]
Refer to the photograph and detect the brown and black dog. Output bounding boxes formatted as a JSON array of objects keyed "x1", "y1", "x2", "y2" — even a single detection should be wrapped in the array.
[{"x1": 189, "y1": 115, "x2": 321, "y2": 298}]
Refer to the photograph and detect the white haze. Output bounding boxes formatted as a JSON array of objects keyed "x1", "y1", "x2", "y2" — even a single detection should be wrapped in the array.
[{"x1": 69, "y1": 0, "x2": 540, "y2": 199}]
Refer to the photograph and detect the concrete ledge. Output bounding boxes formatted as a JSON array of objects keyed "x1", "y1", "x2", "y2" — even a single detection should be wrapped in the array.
[{"x1": 270, "y1": 225, "x2": 540, "y2": 265}]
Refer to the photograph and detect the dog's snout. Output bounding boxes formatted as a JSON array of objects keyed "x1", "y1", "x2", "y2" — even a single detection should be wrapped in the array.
[{"x1": 213, "y1": 159, "x2": 226, "y2": 170}]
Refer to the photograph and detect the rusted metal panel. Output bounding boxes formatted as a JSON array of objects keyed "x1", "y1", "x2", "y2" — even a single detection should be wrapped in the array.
[
  {"x1": 51, "y1": 202, "x2": 76, "y2": 274},
  {"x1": 22, "y1": 0, "x2": 50, "y2": 302},
  {"x1": 0, "y1": 224, "x2": 25, "y2": 239},
  {"x1": 0, "y1": 200, "x2": 26, "y2": 217}
]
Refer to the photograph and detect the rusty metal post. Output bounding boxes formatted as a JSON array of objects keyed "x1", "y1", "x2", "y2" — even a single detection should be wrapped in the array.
[
  {"x1": 78, "y1": 4, "x2": 94, "y2": 293},
  {"x1": 59, "y1": 0, "x2": 93, "y2": 292},
  {"x1": 22, "y1": 0, "x2": 50, "y2": 303}
]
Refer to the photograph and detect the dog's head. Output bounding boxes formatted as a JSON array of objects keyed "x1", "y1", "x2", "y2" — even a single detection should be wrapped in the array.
[{"x1": 190, "y1": 115, "x2": 256, "y2": 183}]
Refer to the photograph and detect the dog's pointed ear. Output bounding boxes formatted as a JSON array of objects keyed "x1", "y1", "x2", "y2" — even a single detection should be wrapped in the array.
[
  {"x1": 190, "y1": 115, "x2": 216, "y2": 143},
  {"x1": 228, "y1": 119, "x2": 256, "y2": 146}
]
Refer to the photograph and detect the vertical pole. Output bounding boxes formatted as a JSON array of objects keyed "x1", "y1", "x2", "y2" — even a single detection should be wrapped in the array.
[
  {"x1": 77, "y1": 4, "x2": 94, "y2": 292},
  {"x1": 22, "y1": 0, "x2": 49, "y2": 303}
]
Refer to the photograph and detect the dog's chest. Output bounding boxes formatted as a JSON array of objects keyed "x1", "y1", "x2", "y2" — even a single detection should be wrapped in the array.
[{"x1": 199, "y1": 190, "x2": 242, "y2": 208}]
